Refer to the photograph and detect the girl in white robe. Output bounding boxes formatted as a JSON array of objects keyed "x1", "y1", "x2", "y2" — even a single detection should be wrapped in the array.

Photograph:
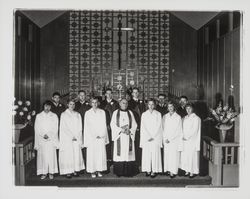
[
  {"x1": 84, "y1": 98, "x2": 109, "y2": 178},
  {"x1": 140, "y1": 99, "x2": 162, "y2": 177},
  {"x1": 162, "y1": 102, "x2": 183, "y2": 178},
  {"x1": 34, "y1": 101, "x2": 59, "y2": 180},
  {"x1": 59, "y1": 99, "x2": 85, "y2": 178},
  {"x1": 180, "y1": 103, "x2": 201, "y2": 178},
  {"x1": 111, "y1": 99, "x2": 138, "y2": 177}
]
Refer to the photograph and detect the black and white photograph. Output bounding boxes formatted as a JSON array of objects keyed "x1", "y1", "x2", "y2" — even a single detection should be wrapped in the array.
[{"x1": 1, "y1": 0, "x2": 250, "y2": 198}]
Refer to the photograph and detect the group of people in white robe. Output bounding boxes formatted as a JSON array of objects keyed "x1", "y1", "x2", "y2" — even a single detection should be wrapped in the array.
[
  {"x1": 34, "y1": 95, "x2": 201, "y2": 180},
  {"x1": 140, "y1": 100, "x2": 201, "y2": 178}
]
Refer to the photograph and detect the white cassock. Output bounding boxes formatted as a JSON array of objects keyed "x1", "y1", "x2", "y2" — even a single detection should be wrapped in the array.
[
  {"x1": 84, "y1": 108, "x2": 109, "y2": 173},
  {"x1": 34, "y1": 111, "x2": 59, "y2": 175},
  {"x1": 140, "y1": 110, "x2": 163, "y2": 173},
  {"x1": 59, "y1": 109, "x2": 85, "y2": 175},
  {"x1": 163, "y1": 112, "x2": 183, "y2": 174},
  {"x1": 111, "y1": 109, "x2": 137, "y2": 162},
  {"x1": 181, "y1": 113, "x2": 201, "y2": 174}
]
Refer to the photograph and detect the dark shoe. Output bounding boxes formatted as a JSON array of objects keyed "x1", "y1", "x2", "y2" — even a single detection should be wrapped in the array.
[
  {"x1": 150, "y1": 173, "x2": 157, "y2": 178},
  {"x1": 40, "y1": 175, "x2": 47, "y2": 180},
  {"x1": 189, "y1": 174, "x2": 197, "y2": 178},
  {"x1": 66, "y1": 174, "x2": 72, "y2": 179},
  {"x1": 146, "y1": 172, "x2": 151, "y2": 177},
  {"x1": 165, "y1": 171, "x2": 170, "y2": 176},
  {"x1": 170, "y1": 174, "x2": 176, "y2": 179}
]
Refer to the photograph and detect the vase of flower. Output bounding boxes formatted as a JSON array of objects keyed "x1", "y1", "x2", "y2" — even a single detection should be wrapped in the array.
[
  {"x1": 205, "y1": 104, "x2": 238, "y2": 143},
  {"x1": 13, "y1": 99, "x2": 36, "y2": 143},
  {"x1": 14, "y1": 123, "x2": 27, "y2": 144},
  {"x1": 215, "y1": 124, "x2": 233, "y2": 143}
]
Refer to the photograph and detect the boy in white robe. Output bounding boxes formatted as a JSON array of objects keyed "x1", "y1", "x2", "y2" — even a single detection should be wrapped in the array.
[
  {"x1": 84, "y1": 97, "x2": 109, "y2": 178},
  {"x1": 140, "y1": 99, "x2": 162, "y2": 177},
  {"x1": 59, "y1": 99, "x2": 85, "y2": 178},
  {"x1": 34, "y1": 100, "x2": 59, "y2": 180},
  {"x1": 181, "y1": 103, "x2": 201, "y2": 178},
  {"x1": 163, "y1": 101, "x2": 183, "y2": 178},
  {"x1": 111, "y1": 98, "x2": 138, "y2": 177}
]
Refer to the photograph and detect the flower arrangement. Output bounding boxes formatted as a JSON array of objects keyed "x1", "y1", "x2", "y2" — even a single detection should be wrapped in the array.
[
  {"x1": 13, "y1": 100, "x2": 36, "y2": 127},
  {"x1": 206, "y1": 105, "x2": 238, "y2": 129}
]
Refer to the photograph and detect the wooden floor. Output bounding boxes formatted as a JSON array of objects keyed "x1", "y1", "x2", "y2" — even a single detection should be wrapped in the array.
[{"x1": 25, "y1": 161, "x2": 212, "y2": 187}]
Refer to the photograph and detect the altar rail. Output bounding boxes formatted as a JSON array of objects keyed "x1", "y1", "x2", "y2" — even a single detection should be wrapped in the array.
[
  {"x1": 202, "y1": 136, "x2": 239, "y2": 186},
  {"x1": 14, "y1": 136, "x2": 35, "y2": 185}
]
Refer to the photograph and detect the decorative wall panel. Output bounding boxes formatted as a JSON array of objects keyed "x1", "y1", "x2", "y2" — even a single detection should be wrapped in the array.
[{"x1": 69, "y1": 10, "x2": 170, "y2": 99}]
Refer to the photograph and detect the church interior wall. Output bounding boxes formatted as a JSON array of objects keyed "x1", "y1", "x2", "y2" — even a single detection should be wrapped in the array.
[
  {"x1": 39, "y1": 10, "x2": 198, "y2": 103},
  {"x1": 197, "y1": 12, "x2": 241, "y2": 142},
  {"x1": 14, "y1": 11, "x2": 41, "y2": 111},
  {"x1": 169, "y1": 14, "x2": 197, "y2": 100},
  {"x1": 40, "y1": 12, "x2": 69, "y2": 106}
]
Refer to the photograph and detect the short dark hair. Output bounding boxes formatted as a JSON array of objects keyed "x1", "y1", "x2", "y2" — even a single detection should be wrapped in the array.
[
  {"x1": 42, "y1": 100, "x2": 53, "y2": 108},
  {"x1": 167, "y1": 100, "x2": 176, "y2": 108},
  {"x1": 185, "y1": 102, "x2": 194, "y2": 109},
  {"x1": 52, "y1": 92, "x2": 61, "y2": 97},
  {"x1": 43, "y1": 100, "x2": 53, "y2": 107},
  {"x1": 158, "y1": 93, "x2": 166, "y2": 98},
  {"x1": 180, "y1": 95, "x2": 188, "y2": 100},
  {"x1": 78, "y1": 90, "x2": 86, "y2": 95},
  {"x1": 67, "y1": 98, "x2": 75, "y2": 104},
  {"x1": 105, "y1": 88, "x2": 112, "y2": 93},
  {"x1": 91, "y1": 96, "x2": 100, "y2": 102},
  {"x1": 147, "y1": 98, "x2": 156, "y2": 104}
]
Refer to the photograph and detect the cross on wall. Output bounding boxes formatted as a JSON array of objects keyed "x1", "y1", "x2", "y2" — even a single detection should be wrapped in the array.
[{"x1": 105, "y1": 15, "x2": 134, "y2": 70}]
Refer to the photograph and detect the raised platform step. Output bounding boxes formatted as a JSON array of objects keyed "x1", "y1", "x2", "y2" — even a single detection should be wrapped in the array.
[
  {"x1": 25, "y1": 160, "x2": 211, "y2": 187},
  {"x1": 26, "y1": 172, "x2": 211, "y2": 187}
]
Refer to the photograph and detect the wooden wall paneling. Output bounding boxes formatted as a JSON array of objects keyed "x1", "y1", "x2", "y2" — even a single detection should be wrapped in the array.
[
  {"x1": 214, "y1": 39, "x2": 219, "y2": 105},
  {"x1": 197, "y1": 32, "x2": 200, "y2": 85},
  {"x1": 204, "y1": 38, "x2": 208, "y2": 103},
  {"x1": 14, "y1": 12, "x2": 41, "y2": 111},
  {"x1": 216, "y1": 38, "x2": 220, "y2": 93},
  {"x1": 218, "y1": 37, "x2": 225, "y2": 103},
  {"x1": 225, "y1": 33, "x2": 231, "y2": 104},
  {"x1": 20, "y1": 37, "x2": 25, "y2": 100},
  {"x1": 208, "y1": 43, "x2": 213, "y2": 107},
  {"x1": 202, "y1": 29, "x2": 205, "y2": 91},
  {"x1": 211, "y1": 42, "x2": 215, "y2": 107},
  {"x1": 34, "y1": 26, "x2": 40, "y2": 111},
  {"x1": 232, "y1": 28, "x2": 240, "y2": 109}
]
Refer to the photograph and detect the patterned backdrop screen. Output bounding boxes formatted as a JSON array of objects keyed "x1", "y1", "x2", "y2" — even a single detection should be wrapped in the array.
[{"x1": 69, "y1": 10, "x2": 170, "y2": 99}]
